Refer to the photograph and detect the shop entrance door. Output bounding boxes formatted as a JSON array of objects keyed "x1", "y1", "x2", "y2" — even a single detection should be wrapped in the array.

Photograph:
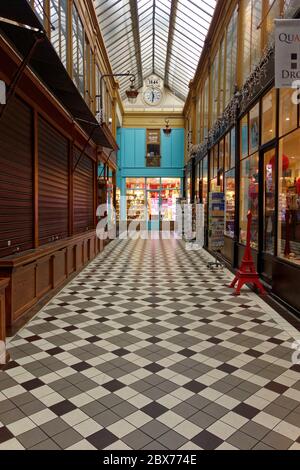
[
  {"x1": 260, "y1": 147, "x2": 277, "y2": 282},
  {"x1": 147, "y1": 190, "x2": 160, "y2": 231}
]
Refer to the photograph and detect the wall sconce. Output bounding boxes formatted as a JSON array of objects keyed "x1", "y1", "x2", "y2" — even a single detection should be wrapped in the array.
[{"x1": 163, "y1": 119, "x2": 172, "y2": 137}]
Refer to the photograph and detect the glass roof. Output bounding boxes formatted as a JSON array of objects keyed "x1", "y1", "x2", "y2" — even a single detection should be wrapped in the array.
[{"x1": 93, "y1": 0, "x2": 216, "y2": 101}]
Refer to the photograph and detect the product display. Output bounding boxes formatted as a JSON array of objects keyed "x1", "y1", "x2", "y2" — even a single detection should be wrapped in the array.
[{"x1": 208, "y1": 192, "x2": 225, "y2": 251}]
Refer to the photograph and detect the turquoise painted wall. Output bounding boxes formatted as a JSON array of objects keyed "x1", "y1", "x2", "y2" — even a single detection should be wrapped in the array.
[{"x1": 117, "y1": 128, "x2": 184, "y2": 181}]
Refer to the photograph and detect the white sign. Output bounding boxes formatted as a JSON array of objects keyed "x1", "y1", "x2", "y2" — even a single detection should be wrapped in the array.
[
  {"x1": 0, "y1": 80, "x2": 6, "y2": 105},
  {"x1": 275, "y1": 19, "x2": 300, "y2": 88}
]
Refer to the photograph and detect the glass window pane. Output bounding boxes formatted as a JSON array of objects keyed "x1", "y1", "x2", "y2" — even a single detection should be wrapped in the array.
[
  {"x1": 279, "y1": 88, "x2": 298, "y2": 137},
  {"x1": 126, "y1": 178, "x2": 145, "y2": 189},
  {"x1": 249, "y1": 103, "x2": 259, "y2": 155},
  {"x1": 240, "y1": 115, "x2": 249, "y2": 159},
  {"x1": 146, "y1": 178, "x2": 161, "y2": 189},
  {"x1": 264, "y1": 149, "x2": 276, "y2": 254},
  {"x1": 278, "y1": 129, "x2": 300, "y2": 265},
  {"x1": 225, "y1": 133, "x2": 230, "y2": 171},
  {"x1": 225, "y1": 169, "x2": 235, "y2": 238},
  {"x1": 239, "y1": 153, "x2": 259, "y2": 248},
  {"x1": 230, "y1": 128, "x2": 236, "y2": 169},
  {"x1": 262, "y1": 89, "x2": 277, "y2": 144}
]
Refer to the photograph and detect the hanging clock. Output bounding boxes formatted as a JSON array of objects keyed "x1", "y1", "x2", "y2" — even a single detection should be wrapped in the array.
[{"x1": 143, "y1": 87, "x2": 162, "y2": 106}]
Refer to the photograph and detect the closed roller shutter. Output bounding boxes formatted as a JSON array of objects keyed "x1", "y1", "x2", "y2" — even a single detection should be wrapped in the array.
[
  {"x1": 38, "y1": 117, "x2": 69, "y2": 245},
  {"x1": 0, "y1": 96, "x2": 33, "y2": 257},
  {"x1": 73, "y1": 149, "x2": 94, "y2": 234}
]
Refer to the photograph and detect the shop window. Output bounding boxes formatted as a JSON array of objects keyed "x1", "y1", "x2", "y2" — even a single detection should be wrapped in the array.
[
  {"x1": 224, "y1": 133, "x2": 230, "y2": 172},
  {"x1": 249, "y1": 103, "x2": 259, "y2": 154},
  {"x1": 240, "y1": 115, "x2": 249, "y2": 159},
  {"x1": 279, "y1": 88, "x2": 298, "y2": 137},
  {"x1": 146, "y1": 130, "x2": 160, "y2": 167},
  {"x1": 195, "y1": 163, "x2": 200, "y2": 201},
  {"x1": 213, "y1": 145, "x2": 218, "y2": 178},
  {"x1": 72, "y1": 5, "x2": 85, "y2": 97},
  {"x1": 50, "y1": 0, "x2": 68, "y2": 68},
  {"x1": 239, "y1": 153, "x2": 259, "y2": 248},
  {"x1": 126, "y1": 189, "x2": 146, "y2": 221},
  {"x1": 146, "y1": 178, "x2": 160, "y2": 190},
  {"x1": 264, "y1": 149, "x2": 276, "y2": 254},
  {"x1": 278, "y1": 129, "x2": 300, "y2": 265},
  {"x1": 262, "y1": 89, "x2": 277, "y2": 144},
  {"x1": 202, "y1": 156, "x2": 208, "y2": 228},
  {"x1": 126, "y1": 178, "x2": 145, "y2": 189},
  {"x1": 219, "y1": 139, "x2": 224, "y2": 172},
  {"x1": 225, "y1": 169, "x2": 235, "y2": 238},
  {"x1": 230, "y1": 128, "x2": 236, "y2": 168},
  {"x1": 211, "y1": 51, "x2": 220, "y2": 125},
  {"x1": 211, "y1": 178, "x2": 218, "y2": 193}
]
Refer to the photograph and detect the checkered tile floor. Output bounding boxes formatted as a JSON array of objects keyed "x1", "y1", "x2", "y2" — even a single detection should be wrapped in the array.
[{"x1": 0, "y1": 239, "x2": 300, "y2": 450}]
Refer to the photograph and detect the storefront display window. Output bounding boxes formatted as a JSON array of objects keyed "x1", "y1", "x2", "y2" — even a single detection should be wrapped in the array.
[
  {"x1": 230, "y1": 128, "x2": 236, "y2": 168},
  {"x1": 279, "y1": 88, "x2": 298, "y2": 138},
  {"x1": 213, "y1": 145, "x2": 218, "y2": 178},
  {"x1": 210, "y1": 178, "x2": 218, "y2": 193},
  {"x1": 126, "y1": 178, "x2": 145, "y2": 189},
  {"x1": 278, "y1": 129, "x2": 300, "y2": 265},
  {"x1": 225, "y1": 169, "x2": 235, "y2": 238},
  {"x1": 264, "y1": 149, "x2": 276, "y2": 254},
  {"x1": 240, "y1": 115, "x2": 248, "y2": 158},
  {"x1": 239, "y1": 153, "x2": 259, "y2": 248},
  {"x1": 126, "y1": 189, "x2": 146, "y2": 220},
  {"x1": 146, "y1": 178, "x2": 160, "y2": 190},
  {"x1": 224, "y1": 133, "x2": 230, "y2": 171},
  {"x1": 249, "y1": 103, "x2": 259, "y2": 154},
  {"x1": 262, "y1": 89, "x2": 276, "y2": 144}
]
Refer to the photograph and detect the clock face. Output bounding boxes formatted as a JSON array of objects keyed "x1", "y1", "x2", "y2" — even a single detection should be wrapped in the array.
[{"x1": 143, "y1": 87, "x2": 162, "y2": 106}]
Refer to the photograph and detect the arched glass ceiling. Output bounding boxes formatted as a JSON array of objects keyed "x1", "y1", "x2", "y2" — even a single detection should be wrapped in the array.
[{"x1": 93, "y1": 0, "x2": 216, "y2": 101}]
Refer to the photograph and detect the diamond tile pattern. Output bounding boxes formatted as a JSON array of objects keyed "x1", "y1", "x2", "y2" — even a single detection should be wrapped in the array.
[{"x1": 0, "y1": 239, "x2": 299, "y2": 450}]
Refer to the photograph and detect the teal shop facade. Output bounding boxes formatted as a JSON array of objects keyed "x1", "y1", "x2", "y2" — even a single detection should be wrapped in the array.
[{"x1": 116, "y1": 127, "x2": 184, "y2": 220}]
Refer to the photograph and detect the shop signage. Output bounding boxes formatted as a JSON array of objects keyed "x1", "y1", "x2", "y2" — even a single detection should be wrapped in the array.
[{"x1": 275, "y1": 19, "x2": 300, "y2": 88}]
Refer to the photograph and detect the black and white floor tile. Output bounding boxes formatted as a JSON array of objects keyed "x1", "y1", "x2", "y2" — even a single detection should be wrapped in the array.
[{"x1": 0, "y1": 239, "x2": 299, "y2": 450}]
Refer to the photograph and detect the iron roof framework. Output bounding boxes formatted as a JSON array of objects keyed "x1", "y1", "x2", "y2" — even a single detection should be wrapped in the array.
[{"x1": 93, "y1": 0, "x2": 216, "y2": 101}]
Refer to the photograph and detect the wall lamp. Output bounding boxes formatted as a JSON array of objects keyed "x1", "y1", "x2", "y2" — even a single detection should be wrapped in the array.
[{"x1": 95, "y1": 72, "x2": 139, "y2": 123}]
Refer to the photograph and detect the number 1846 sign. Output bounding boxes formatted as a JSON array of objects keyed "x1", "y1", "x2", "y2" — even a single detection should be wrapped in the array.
[{"x1": 275, "y1": 19, "x2": 300, "y2": 88}]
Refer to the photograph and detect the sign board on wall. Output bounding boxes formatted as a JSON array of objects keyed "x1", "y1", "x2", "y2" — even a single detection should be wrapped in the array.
[{"x1": 275, "y1": 19, "x2": 300, "y2": 88}]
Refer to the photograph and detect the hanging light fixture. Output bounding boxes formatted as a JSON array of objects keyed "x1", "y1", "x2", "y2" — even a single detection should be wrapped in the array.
[
  {"x1": 126, "y1": 77, "x2": 139, "y2": 104},
  {"x1": 163, "y1": 119, "x2": 172, "y2": 137}
]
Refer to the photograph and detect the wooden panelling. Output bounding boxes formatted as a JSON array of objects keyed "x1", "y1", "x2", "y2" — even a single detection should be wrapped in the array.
[
  {"x1": 36, "y1": 256, "x2": 52, "y2": 298},
  {"x1": 0, "y1": 96, "x2": 33, "y2": 257},
  {"x1": 73, "y1": 150, "x2": 94, "y2": 234},
  {"x1": 67, "y1": 246, "x2": 76, "y2": 275},
  {"x1": 0, "y1": 279, "x2": 9, "y2": 367},
  {"x1": 11, "y1": 265, "x2": 36, "y2": 321},
  {"x1": 0, "y1": 231, "x2": 101, "y2": 331},
  {"x1": 53, "y1": 249, "x2": 67, "y2": 288},
  {"x1": 38, "y1": 117, "x2": 69, "y2": 245}
]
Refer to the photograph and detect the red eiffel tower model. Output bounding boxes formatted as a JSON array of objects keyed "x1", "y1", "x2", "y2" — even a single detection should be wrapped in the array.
[{"x1": 229, "y1": 211, "x2": 266, "y2": 296}]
